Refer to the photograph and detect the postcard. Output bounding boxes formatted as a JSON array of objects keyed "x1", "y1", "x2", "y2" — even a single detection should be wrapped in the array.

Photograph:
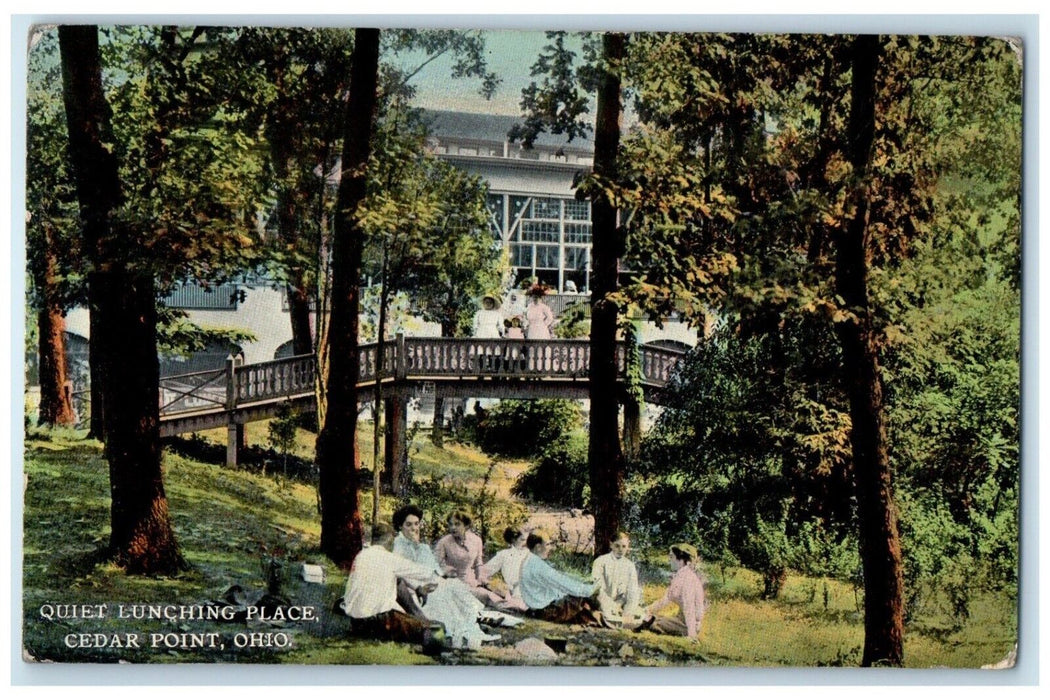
[{"x1": 16, "y1": 17, "x2": 1028, "y2": 681}]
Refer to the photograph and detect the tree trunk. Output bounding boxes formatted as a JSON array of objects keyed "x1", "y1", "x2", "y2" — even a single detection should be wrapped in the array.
[
  {"x1": 835, "y1": 34, "x2": 905, "y2": 667},
  {"x1": 97, "y1": 270, "x2": 184, "y2": 574},
  {"x1": 35, "y1": 224, "x2": 76, "y2": 427},
  {"x1": 287, "y1": 279, "x2": 314, "y2": 356},
  {"x1": 588, "y1": 32, "x2": 627, "y2": 556},
  {"x1": 59, "y1": 25, "x2": 182, "y2": 574},
  {"x1": 315, "y1": 27, "x2": 380, "y2": 569},
  {"x1": 622, "y1": 398, "x2": 641, "y2": 461}
]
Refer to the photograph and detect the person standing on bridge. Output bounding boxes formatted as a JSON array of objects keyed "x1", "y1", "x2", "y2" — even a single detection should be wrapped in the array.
[
  {"x1": 473, "y1": 294, "x2": 504, "y2": 339},
  {"x1": 524, "y1": 285, "x2": 555, "y2": 340}
]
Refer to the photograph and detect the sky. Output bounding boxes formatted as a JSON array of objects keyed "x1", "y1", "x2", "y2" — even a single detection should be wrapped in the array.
[{"x1": 393, "y1": 30, "x2": 580, "y2": 116}]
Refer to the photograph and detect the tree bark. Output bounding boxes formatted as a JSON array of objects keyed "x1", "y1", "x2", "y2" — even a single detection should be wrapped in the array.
[
  {"x1": 315, "y1": 27, "x2": 380, "y2": 569},
  {"x1": 96, "y1": 270, "x2": 184, "y2": 574},
  {"x1": 287, "y1": 278, "x2": 314, "y2": 356},
  {"x1": 59, "y1": 25, "x2": 183, "y2": 574},
  {"x1": 35, "y1": 224, "x2": 76, "y2": 427},
  {"x1": 87, "y1": 288, "x2": 105, "y2": 439},
  {"x1": 835, "y1": 34, "x2": 905, "y2": 667},
  {"x1": 588, "y1": 32, "x2": 627, "y2": 556},
  {"x1": 431, "y1": 318, "x2": 456, "y2": 446}
]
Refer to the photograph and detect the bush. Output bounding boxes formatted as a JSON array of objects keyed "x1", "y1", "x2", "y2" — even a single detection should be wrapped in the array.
[
  {"x1": 472, "y1": 399, "x2": 582, "y2": 458},
  {"x1": 410, "y1": 468, "x2": 529, "y2": 551},
  {"x1": 511, "y1": 433, "x2": 589, "y2": 507}
]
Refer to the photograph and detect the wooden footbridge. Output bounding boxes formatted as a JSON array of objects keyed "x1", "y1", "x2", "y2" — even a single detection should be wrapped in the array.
[{"x1": 157, "y1": 335, "x2": 686, "y2": 467}]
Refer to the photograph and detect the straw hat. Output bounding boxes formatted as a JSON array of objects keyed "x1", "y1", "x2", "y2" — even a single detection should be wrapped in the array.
[{"x1": 670, "y1": 542, "x2": 698, "y2": 561}]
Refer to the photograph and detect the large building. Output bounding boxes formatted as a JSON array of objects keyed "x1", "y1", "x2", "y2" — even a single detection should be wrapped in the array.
[
  {"x1": 60, "y1": 109, "x2": 697, "y2": 387},
  {"x1": 424, "y1": 109, "x2": 596, "y2": 295}
]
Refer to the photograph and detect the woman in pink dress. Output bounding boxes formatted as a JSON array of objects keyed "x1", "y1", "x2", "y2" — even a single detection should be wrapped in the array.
[
  {"x1": 639, "y1": 542, "x2": 706, "y2": 640},
  {"x1": 523, "y1": 285, "x2": 555, "y2": 340},
  {"x1": 434, "y1": 511, "x2": 513, "y2": 608}
]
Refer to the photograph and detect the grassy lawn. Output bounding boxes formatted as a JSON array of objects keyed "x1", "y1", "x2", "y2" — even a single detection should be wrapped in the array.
[{"x1": 20, "y1": 425, "x2": 1016, "y2": 668}]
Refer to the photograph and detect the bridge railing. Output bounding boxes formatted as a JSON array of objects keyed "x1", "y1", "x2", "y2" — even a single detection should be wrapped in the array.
[
  {"x1": 158, "y1": 337, "x2": 688, "y2": 418},
  {"x1": 637, "y1": 345, "x2": 685, "y2": 387},
  {"x1": 159, "y1": 367, "x2": 228, "y2": 416},
  {"x1": 403, "y1": 337, "x2": 596, "y2": 378},
  {"x1": 234, "y1": 354, "x2": 315, "y2": 405}
]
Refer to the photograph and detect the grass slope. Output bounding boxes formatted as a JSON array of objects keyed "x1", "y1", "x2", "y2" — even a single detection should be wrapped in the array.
[{"x1": 21, "y1": 425, "x2": 1016, "y2": 668}]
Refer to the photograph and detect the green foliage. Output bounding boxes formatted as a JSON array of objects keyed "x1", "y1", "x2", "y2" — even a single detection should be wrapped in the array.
[
  {"x1": 155, "y1": 305, "x2": 256, "y2": 358},
  {"x1": 508, "y1": 31, "x2": 592, "y2": 148},
  {"x1": 96, "y1": 26, "x2": 269, "y2": 282},
  {"x1": 512, "y1": 432, "x2": 589, "y2": 508},
  {"x1": 25, "y1": 28, "x2": 84, "y2": 312},
  {"x1": 267, "y1": 402, "x2": 300, "y2": 462},
  {"x1": 410, "y1": 469, "x2": 528, "y2": 551},
  {"x1": 471, "y1": 399, "x2": 582, "y2": 459},
  {"x1": 362, "y1": 110, "x2": 506, "y2": 338}
]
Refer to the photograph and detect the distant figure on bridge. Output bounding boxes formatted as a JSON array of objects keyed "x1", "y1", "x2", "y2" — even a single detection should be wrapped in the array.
[
  {"x1": 473, "y1": 294, "x2": 504, "y2": 339},
  {"x1": 503, "y1": 289, "x2": 527, "y2": 321},
  {"x1": 503, "y1": 315, "x2": 524, "y2": 339},
  {"x1": 524, "y1": 285, "x2": 555, "y2": 340}
]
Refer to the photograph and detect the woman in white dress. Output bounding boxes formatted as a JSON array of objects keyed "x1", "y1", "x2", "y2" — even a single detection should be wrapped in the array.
[
  {"x1": 473, "y1": 294, "x2": 504, "y2": 338},
  {"x1": 390, "y1": 505, "x2": 498, "y2": 647}
]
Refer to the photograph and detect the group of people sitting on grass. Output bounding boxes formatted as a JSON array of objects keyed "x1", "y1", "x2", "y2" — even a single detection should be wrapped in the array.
[{"x1": 340, "y1": 504, "x2": 707, "y2": 651}]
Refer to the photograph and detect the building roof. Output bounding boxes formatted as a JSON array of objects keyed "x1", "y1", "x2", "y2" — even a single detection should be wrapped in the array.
[{"x1": 420, "y1": 109, "x2": 594, "y2": 153}]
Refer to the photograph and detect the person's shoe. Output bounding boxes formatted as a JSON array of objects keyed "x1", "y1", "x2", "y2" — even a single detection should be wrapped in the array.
[{"x1": 632, "y1": 616, "x2": 656, "y2": 634}]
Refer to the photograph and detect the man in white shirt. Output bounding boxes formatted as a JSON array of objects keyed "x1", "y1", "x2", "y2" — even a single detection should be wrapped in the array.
[
  {"x1": 341, "y1": 522, "x2": 439, "y2": 644},
  {"x1": 592, "y1": 532, "x2": 643, "y2": 627}
]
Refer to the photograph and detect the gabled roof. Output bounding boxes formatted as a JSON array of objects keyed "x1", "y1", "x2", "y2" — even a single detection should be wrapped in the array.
[{"x1": 420, "y1": 108, "x2": 595, "y2": 153}]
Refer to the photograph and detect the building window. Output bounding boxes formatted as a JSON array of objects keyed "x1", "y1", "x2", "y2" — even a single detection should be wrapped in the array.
[
  {"x1": 530, "y1": 197, "x2": 561, "y2": 220},
  {"x1": 535, "y1": 245, "x2": 560, "y2": 269},
  {"x1": 510, "y1": 244, "x2": 533, "y2": 268},
  {"x1": 521, "y1": 220, "x2": 559, "y2": 243},
  {"x1": 564, "y1": 199, "x2": 590, "y2": 221},
  {"x1": 564, "y1": 222, "x2": 592, "y2": 244}
]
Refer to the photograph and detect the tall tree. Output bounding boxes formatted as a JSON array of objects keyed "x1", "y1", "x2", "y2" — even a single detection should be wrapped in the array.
[
  {"x1": 833, "y1": 35, "x2": 904, "y2": 666},
  {"x1": 586, "y1": 33, "x2": 628, "y2": 554},
  {"x1": 26, "y1": 31, "x2": 80, "y2": 427},
  {"x1": 315, "y1": 27, "x2": 381, "y2": 568},
  {"x1": 58, "y1": 25, "x2": 183, "y2": 574},
  {"x1": 510, "y1": 31, "x2": 629, "y2": 553}
]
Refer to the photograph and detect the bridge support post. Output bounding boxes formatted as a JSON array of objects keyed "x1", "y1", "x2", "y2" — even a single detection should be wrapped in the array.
[{"x1": 226, "y1": 422, "x2": 245, "y2": 467}]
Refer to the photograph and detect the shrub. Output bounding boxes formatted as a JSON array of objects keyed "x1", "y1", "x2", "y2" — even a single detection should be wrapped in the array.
[
  {"x1": 511, "y1": 433, "x2": 589, "y2": 507},
  {"x1": 472, "y1": 399, "x2": 582, "y2": 458}
]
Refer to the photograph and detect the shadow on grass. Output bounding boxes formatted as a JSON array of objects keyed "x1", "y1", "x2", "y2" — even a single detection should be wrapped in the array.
[{"x1": 164, "y1": 435, "x2": 344, "y2": 485}]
